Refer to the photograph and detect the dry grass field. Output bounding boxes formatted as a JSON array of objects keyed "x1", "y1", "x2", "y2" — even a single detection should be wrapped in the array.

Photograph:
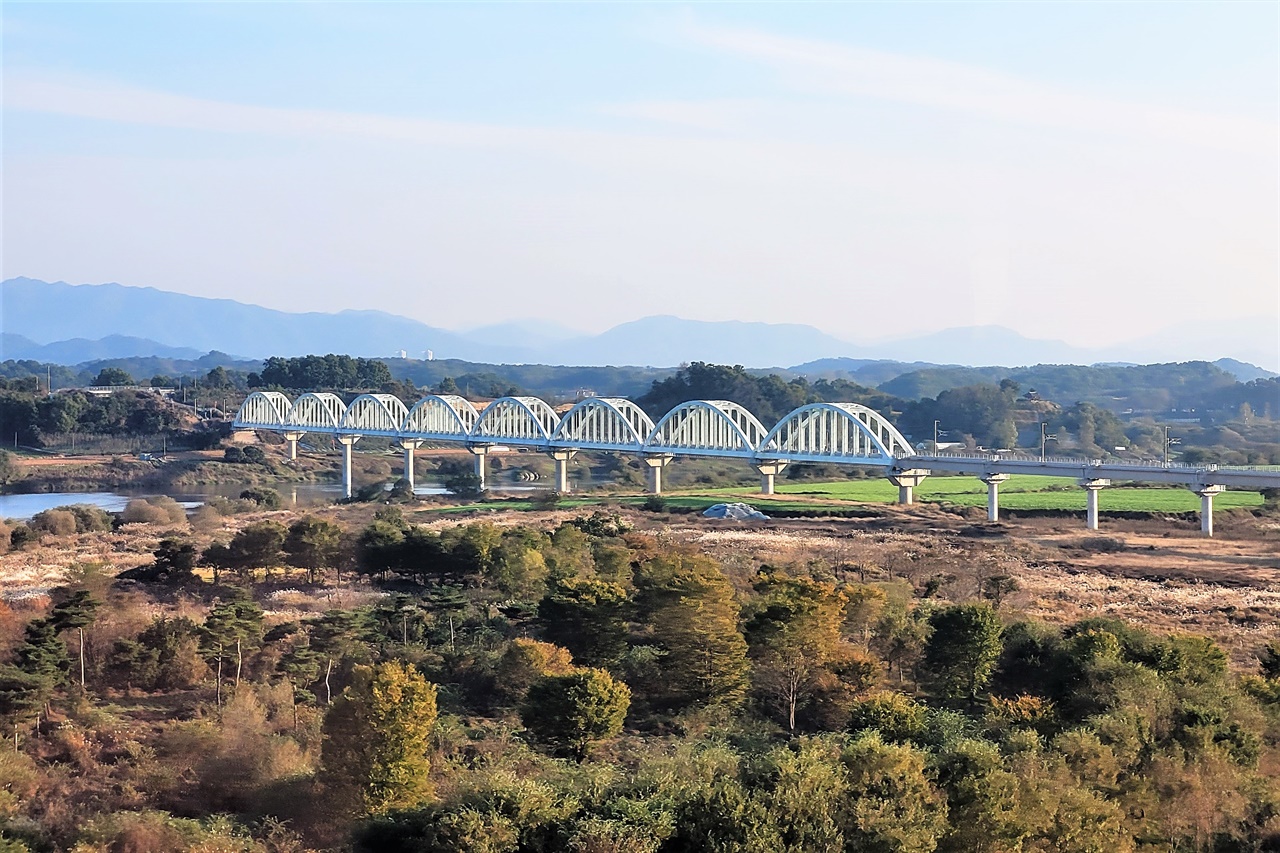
[{"x1": 3, "y1": 498, "x2": 1276, "y2": 668}]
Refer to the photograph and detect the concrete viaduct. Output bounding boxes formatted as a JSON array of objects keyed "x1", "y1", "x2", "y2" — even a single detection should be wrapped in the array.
[{"x1": 234, "y1": 391, "x2": 1280, "y2": 537}]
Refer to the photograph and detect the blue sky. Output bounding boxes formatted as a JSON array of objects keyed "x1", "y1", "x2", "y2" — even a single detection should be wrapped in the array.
[{"x1": 4, "y1": 2, "x2": 1277, "y2": 359}]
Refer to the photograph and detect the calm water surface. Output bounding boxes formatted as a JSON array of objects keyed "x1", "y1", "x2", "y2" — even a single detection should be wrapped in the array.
[{"x1": 0, "y1": 481, "x2": 539, "y2": 520}]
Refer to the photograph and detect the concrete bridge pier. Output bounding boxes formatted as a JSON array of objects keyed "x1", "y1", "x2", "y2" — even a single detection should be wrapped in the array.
[
  {"x1": 1193, "y1": 485, "x2": 1225, "y2": 537},
  {"x1": 399, "y1": 439, "x2": 423, "y2": 489},
  {"x1": 337, "y1": 435, "x2": 361, "y2": 498},
  {"x1": 470, "y1": 445, "x2": 491, "y2": 490},
  {"x1": 888, "y1": 469, "x2": 930, "y2": 505},
  {"x1": 549, "y1": 450, "x2": 577, "y2": 493},
  {"x1": 1079, "y1": 479, "x2": 1110, "y2": 530},
  {"x1": 755, "y1": 461, "x2": 788, "y2": 495},
  {"x1": 284, "y1": 431, "x2": 305, "y2": 461},
  {"x1": 980, "y1": 473, "x2": 1009, "y2": 521},
  {"x1": 643, "y1": 454, "x2": 674, "y2": 495}
]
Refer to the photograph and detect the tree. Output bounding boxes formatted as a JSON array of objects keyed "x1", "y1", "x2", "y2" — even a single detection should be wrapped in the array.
[
  {"x1": 923, "y1": 604, "x2": 1003, "y2": 704},
  {"x1": 50, "y1": 589, "x2": 100, "y2": 688},
  {"x1": 635, "y1": 552, "x2": 750, "y2": 710},
  {"x1": 201, "y1": 589, "x2": 264, "y2": 706},
  {"x1": 205, "y1": 366, "x2": 231, "y2": 388},
  {"x1": 356, "y1": 519, "x2": 406, "y2": 579},
  {"x1": 283, "y1": 516, "x2": 344, "y2": 583},
  {"x1": 320, "y1": 660, "x2": 438, "y2": 816},
  {"x1": 151, "y1": 537, "x2": 199, "y2": 583},
  {"x1": 226, "y1": 521, "x2": 287, "y2": 579},
  {"x1": 744, "y1": 573, "x2": 853, "y2": 730},
  {"x1": 521, "y1": 668, "x2": 630, "y2": 760},
  {"x1": 0, "y1": 451, "x2": 18, "y2": 487},
  {"x1": 444, "y1": 472, "x2": 483, "y2": 500},
  {"x1": 538, "y1": 578, "x2": 631, "y2": 669},
  {"x1": 92, "y1": 367, "x2": 133, "y2": 387},
  {"x1": 840, "y1": 733, "x2": 949, "y2": 852},
  {"x1": 494, "y1": 638, "x2": 576, "y2": 706}
]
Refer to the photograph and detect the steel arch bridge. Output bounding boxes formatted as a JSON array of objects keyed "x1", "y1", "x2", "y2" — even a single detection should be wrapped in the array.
[
  {"x1": 233, "y1": 389, "x2": 1279, "y2": 537},
  {"x1": 234, "y1": 391, "x2": 909, "y2": 465}
]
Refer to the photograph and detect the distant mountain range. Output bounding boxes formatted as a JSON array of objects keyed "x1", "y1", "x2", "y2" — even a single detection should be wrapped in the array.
[{"x1": 3, "y1": 277, "x2": 1277, "y2": 374}]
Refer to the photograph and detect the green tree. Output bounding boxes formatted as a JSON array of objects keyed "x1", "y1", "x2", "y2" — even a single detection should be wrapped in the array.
[
  {"x1": 538, "y1": 577, "x2": 631, "y2": 669},
  {"x1": 283, "y1": 516, "x2": 344, "y2": 583},
  {"x1": 923, "y1": 604, "x2": 1004, "y2": 704},
  {"x1": 201, "y1": 589, "x2": 264, "y2": 705},
  {"x1": 444, "y1": 472, "x2": 483, "y2": 500},
  {"x1": 0, "y1": 451, "x2": 18, "y2": 487},
  {"x1": 320, "y1": 660, "x2": 438, "y2": 815},
  {"x1": 152, "y1": 537, "x2": 199, "y2": 583},
  {"x1": 840, "y1": 733, "x2": 949, "y2": 853},
  {"x1": 50, "y1": 589, "x2": 100, "y2": 688},
  {"x1": 521, "y1": 668, "x2": 630, "y2": 760},
  {"x1": 226, "y1": 520, "x2": 287, "y2": 579},
  {"x1": 635, "y1": 552, "x2": 750, "y2": 710},
  {"x1": 92, "y1": 367, "x2": 133, "y2": 386}
]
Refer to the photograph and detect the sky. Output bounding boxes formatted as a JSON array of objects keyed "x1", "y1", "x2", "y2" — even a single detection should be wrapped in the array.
[{"x1": 3, "y1": 2, "x2": 1278, "y2": 356}]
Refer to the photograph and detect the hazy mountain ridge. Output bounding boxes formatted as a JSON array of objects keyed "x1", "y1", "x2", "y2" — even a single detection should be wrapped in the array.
[{"x1": 4, "y1": 278, "x2": 1276, "y2": 372}]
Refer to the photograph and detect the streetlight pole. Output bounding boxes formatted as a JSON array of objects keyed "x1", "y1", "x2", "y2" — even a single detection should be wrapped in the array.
[
  {"x1": 1040, "y1": 422, "x2": 1057, "y2": 462},
  {"x1": 933, "y1": 420, "x2": 941, "y2": 455}
]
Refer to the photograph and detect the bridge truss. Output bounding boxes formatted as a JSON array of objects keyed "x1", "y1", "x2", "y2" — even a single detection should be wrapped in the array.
[{"x1": 236, "y1": 392, "x2": 910, "y2": 465}]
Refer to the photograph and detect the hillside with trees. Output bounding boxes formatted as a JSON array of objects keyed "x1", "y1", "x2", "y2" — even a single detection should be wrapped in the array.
[{"x1": 0, "y1": 496, "x2": 1278, "y2": 851}]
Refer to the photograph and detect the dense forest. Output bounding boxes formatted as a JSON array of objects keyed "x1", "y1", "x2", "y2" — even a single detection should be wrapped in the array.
[
  {"x1": 1, "y1": 358, "x2": 1277, "y2": 464},
  {"x1": 0, "y1": 497, "x2": 1278, "y2": 851}
]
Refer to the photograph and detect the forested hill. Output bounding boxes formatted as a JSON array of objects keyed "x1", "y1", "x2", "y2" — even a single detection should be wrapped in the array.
[{"x1": 877, "y1": 361, "x2": 1270, "y2": 411}]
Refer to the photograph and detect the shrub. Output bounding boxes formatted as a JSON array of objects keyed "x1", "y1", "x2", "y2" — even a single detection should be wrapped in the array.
[
  {"x1": 9, "y1": 524, "x2": 36, "y2": 549},
  {"x1": 30, "y1": 508, "x2": 77, "y2": 536},
  {"x1": 642, "y1": 495, "x2": 667, "y2": 513},
  {"x1": 120, "y1": 496, "x2": 187, "y2": 525},
  {"x1": 64, "y1": 504, "x2": 113, "y2": 532},
  {"x1": 445, "y1": 472, "x2": 484, "y2": 500},
  {"x1": 239, "y1": 487, "x2": 282, "y2": 509}
]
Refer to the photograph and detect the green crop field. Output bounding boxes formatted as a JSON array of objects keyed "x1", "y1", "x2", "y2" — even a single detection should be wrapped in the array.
[
  {"x1": 750, "y1": 475, "x2": 1263, "y2": 512},
  {"x1": 419, "y1": 473, "x2": 1265, "y2": 515}
]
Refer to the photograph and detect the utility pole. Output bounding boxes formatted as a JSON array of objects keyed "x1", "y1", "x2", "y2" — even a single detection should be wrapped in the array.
[
  {"x1": 1040, "y1": 423, "x2": 1057, "y2": 462},
  {"x1": 1163, "y1": 426, "x2": 1181, "y2": 466}
]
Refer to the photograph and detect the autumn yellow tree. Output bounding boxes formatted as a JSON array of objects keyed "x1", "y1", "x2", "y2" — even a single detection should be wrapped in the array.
[{"x1": 320, "y1": 660, "x2": 438, "y2": 816}]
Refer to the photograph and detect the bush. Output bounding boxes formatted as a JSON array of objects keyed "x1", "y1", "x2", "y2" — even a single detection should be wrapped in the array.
[
  {"x1": 9, "y1": 524, "x2": 36, "y2": 549},
  {"x1": 444, "y1": 472, "x2": 484, "y2": 500},
  {"x1": 239, "y1": 487, "x2": 282, "y2": 509},
  {"x1": 642, "y1": 495, "x2": 667, "y2": 513},
  {"x1": 223, "y1": 446, "x2": 246, "y2": 464},
  {"x1": 29, "y1": 508, "x2": 77, "y2": 536},
  {"x1": 65, "y1": 504, "x2": 113, "y2": 532},
  {"x1": 120, "y1": 496, "x2": 187, "y2": 525},
  {"x1": 531, "y1": 490, "x2": 562, "y2": 510}
]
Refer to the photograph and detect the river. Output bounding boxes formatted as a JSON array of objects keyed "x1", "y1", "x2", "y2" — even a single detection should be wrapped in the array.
[{"x1": 0, "y1": 481, "x2": 540, "y2": 520}]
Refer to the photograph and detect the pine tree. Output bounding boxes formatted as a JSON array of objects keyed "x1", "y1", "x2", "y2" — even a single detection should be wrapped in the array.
[
  {"x1": 283, "y1": 516, "x2": 344, "y2": 584},
  {"x1": 50, "y1": 589, "x2": 100, "y2": 688}
]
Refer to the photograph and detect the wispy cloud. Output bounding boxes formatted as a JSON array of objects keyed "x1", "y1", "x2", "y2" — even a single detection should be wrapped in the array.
[
  {"x1": 682, "y1": 22, "x2": 1277, "y2": 155},
  {"x1": 3, "y1": 73, "x2": 573, "y2": 149}
]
